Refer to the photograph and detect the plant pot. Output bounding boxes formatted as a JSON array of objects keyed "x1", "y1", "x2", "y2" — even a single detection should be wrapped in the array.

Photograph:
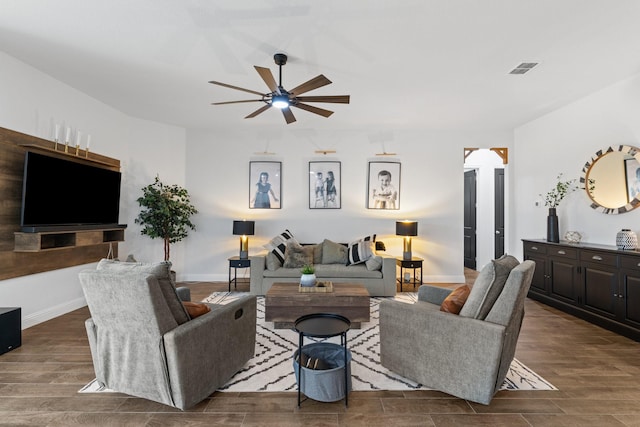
[
  {"x1": 547, "y1": 208, "x2": 559, "y2": 243},
  {"x1": 300, "y1": 273, "x2": 317, "y2": 287}
]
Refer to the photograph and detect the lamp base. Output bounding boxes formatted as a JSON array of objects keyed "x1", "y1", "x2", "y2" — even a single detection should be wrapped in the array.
[
  {"x1": 239, "y1": 251, "x2": 248, "y2": 260},
  {"x1": 403, "y1": 251, "x2": 412, "y2": 261}
]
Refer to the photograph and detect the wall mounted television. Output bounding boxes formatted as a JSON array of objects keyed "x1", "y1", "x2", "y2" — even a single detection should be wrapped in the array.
[{"x1": 20, "y1": 151, "x2": 124, "y2": 232}]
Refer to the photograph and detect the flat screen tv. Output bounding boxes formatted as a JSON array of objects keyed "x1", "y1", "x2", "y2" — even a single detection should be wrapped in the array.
[{"x1": 20, "y1": 151, "x2": 123, "y2": 232}]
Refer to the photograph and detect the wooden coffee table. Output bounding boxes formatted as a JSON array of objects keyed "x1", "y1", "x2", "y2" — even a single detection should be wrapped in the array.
[{"x1": 265, "y1": 283, "x2": 370, "y2": 329}]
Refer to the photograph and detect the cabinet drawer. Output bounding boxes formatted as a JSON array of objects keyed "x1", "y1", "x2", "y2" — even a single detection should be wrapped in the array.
[
  {"x1": 620, "y1": 255, "x2": 640, "y2": 271},
  {"x1": 580, "y1": 250, "x2": 617, "y2": 267},
  {"x1": 524, "y1": 242, "x2": 547, "y2": 254},
  {"x1": 230, "y1": 259, "x2": 251, "y2": 268},
  {"x1": 547, "y1": 246, "x2": 577, "y2": 259},
  {"x1": 397, "y1": 260, "x2": 422, "y2": 269}
]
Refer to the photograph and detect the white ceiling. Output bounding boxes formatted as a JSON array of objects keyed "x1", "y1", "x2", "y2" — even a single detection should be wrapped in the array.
[{"x1": 2, "y1": 0, "x2": 640, "y2": 132}]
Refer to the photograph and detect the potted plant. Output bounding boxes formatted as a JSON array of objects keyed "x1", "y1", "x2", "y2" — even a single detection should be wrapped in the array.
[
  {"x1": 540, "y1": 174, "x2": 578, "y2": 243},
  {"x1": 135, "y1": 175, "x2": 198, "y2": 262},
  {"x1": 300, "y1": 264, "x2": 316, "y2": 287}
]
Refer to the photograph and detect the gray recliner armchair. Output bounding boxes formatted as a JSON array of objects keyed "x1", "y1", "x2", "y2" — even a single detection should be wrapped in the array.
[
  {"x1": 379, "y1": 258, "x2": 535, "y2": 405},
  {"x1": 79, "y1": 259, "x2": 256, "y2": 410}
]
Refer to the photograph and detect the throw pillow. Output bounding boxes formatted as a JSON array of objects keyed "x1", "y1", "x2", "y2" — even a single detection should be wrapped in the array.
[
  {"x1": 182, "y1": 301, "x2": 211, "y2": 319},
  {"x1": 365, "y1": 255, "x2": 383, "y2": 271},
  {"x1": 283, "y1": 241, "x2": 313, "y2": 268},
  {"x1": 265, "y1": 251, "x2": 282, "y2": 271},
  {"x1": 96, "y1": 258, "x2": 190, "y2": 325},
  {"x1": 264, "y1": 229, "x2": 297, "y2": 264},
  {"x1": 440, "y1": 285, "x2": 471, "y2": 314},
  {"x1": 321, "y1": 239, "x2": 348, "y2": 264},
  {"x1": 309, "y1": 244, "x2": 323, "y2": 264},
  {"x1": 347, "y1": 234, "x2": 376, "y2": 266},
  {"x1": 459, "y1": 254, "x2": 520, "y2": 319}
]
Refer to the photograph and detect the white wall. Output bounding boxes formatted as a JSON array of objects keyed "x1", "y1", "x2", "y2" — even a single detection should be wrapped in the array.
[
  {"x1": 512, "y1": 72, "x2": 640, "y2": 259},
  {"x1": 184, "y1": 128, "x2": 512, "y2": 283},
  {"x1": 0, "y1": 52, "x2": 186, "y2": 328}
]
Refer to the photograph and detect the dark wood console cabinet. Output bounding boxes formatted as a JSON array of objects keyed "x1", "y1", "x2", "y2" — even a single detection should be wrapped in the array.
[{"x1": 523, "y1": 239, "x2": 640, "y2": 341}]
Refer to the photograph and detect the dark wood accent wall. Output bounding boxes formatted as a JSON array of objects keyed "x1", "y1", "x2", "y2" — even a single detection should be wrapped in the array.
[{"x1": 0, "y1": 127, "x2": 121, "y2": 281}]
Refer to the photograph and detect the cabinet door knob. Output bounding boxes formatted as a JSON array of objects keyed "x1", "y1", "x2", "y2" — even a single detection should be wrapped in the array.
[{"x1": 592, "y1": 255, "x2": 603, "y2": 261}]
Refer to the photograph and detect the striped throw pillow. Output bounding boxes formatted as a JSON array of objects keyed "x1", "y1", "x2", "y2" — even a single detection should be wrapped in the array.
[{"x1": 347, "y1": 234, "x2": 376, "y2": 266}]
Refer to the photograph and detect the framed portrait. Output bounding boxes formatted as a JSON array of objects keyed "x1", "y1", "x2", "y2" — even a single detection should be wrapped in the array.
[
  {"x1": 367, "y1": 161, "x2": 401, "y2": 209},
  {"x1": 625, "y1": 157, "x2": 640, "y2": 202},
  {"x1": 249, "y1": 161, "x2": 281, "y2": 209},
  {"x1": 309, "y1": 161, "x2": 341, "y2": 209}
]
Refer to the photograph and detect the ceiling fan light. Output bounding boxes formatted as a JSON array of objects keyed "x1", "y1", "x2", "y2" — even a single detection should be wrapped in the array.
[{"x1": 271, "y1": 95, "x2": 289, "y2": 109}]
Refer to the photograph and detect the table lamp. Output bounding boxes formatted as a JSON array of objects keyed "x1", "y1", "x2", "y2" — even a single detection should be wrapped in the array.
[
  {"x1": 233, "y1": 220, "x2": 255, "y2": 259},
  {"x1": 396, "y1": 220, "x2": 418, "y2": 260}
]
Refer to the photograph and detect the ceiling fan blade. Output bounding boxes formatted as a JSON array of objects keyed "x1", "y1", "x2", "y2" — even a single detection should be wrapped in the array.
[
  {"x1": 245, "y1": 104, "x2": 271, "y2": 119},
  {"x1": 254, "y1": 66, "x2": 279, "y2": 93},
  {"x1": 293, "y1": 103, "x2": 334, "y2": 118},
  {"x1": 289, "y1": 75, "x2": 332, "y2": 96},
  {"x1": 282, "y1": 107, "x2": 296, "y2": 124},
  {"x1": 212, "y1": 100, "x2": 264, "y2": 105},
  {"x1": 209, "y1": 80, "x2": 265, "y2": 97},
  {"x1": 295, "y1": 95, "x2": 351, "y2": 104}
]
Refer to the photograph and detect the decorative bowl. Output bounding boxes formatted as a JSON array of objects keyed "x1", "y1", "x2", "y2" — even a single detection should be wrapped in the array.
[{"x1": 564, "y1": 231, "x2": 582, "y2": 244}]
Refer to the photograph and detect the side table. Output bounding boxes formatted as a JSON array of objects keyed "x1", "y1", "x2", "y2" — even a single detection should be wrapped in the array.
[
  {"x1": 228, "y1": 256, "x2": 250, "y2": 292},
  {"x1": 294, "y1": 313, "x2": 351, "y2": 407},
  {"x1": 396, "y1": 257, "x2": 423, "y2": 292}
]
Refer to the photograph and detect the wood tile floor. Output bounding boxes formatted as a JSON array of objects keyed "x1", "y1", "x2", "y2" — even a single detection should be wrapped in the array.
[{"x1": 1, "y1": 272, "x2": 640, "y2": 426}]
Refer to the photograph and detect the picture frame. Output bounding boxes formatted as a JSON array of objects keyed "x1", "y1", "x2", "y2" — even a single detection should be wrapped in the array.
[
  {"x1": 309, "y1": 161, "x2": 341, "y2": 209},
  {"x1": 249, "y1": 161, "x2": 281, "y2": 209},
  {"x1": 625, "y1": 157, "x2": 640, "y2": 202},
  {"x1": 367, "y1": 161, "x2": 401, "y2": 209}
]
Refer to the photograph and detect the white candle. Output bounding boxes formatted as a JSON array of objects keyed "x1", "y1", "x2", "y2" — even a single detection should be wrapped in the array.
[
  {"x1": 86, "y1": 135, "x2": 91, "y2": 149},
  {"x1": 65, "y1": 127, "x2": 71, "y2": 143},
  {"x1": 76, "y1": 130, "x2": 81, "y2": 147},
  {"x1": 54, "y1": 124, "x2": 60, "y2": 141}
]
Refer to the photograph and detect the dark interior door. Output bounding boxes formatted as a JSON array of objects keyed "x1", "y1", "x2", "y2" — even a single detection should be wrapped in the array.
[
  {"x1": 464, "y1": 170, "x2": 477, "y2": 270},
  {"x1": 494, "y1": 168, "x2": 505, "y2": 258}
]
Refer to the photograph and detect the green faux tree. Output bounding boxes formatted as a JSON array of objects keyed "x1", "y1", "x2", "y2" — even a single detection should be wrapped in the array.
[{"x1": 135, "y1": 176, "x2": 198, "y2": 261}]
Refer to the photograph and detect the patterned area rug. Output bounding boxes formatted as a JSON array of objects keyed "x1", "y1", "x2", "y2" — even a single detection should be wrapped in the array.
[{"x1": 80, "y1": 292, "x2": 556, "y2": 393}]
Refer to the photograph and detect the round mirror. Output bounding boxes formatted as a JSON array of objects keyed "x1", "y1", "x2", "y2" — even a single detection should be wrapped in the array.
[{"x1": 581, "y1": 145, "x2": 640, "y2": 214}]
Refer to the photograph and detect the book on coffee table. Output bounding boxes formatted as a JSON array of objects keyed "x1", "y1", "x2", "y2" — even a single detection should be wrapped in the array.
[{"x1": 299, "y1": 281, "x2": 333, "y2": 293}]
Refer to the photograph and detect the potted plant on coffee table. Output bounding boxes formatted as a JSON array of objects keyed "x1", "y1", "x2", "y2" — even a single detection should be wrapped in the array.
[
  {"x1": 135, "y1": 175, "x2": 198, "y2": 262},
  {"x1": 300, "y1": 264, "x2": 316, "y2": 287}
]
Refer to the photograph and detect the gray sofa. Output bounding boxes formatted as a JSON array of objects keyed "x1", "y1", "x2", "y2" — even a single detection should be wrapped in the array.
[
  {"x1": 249, "y1": 239, "x2": 397, "y2": 296},
  {"x1": 80, "y1": 259, "x2": 256, "y2": 410}
]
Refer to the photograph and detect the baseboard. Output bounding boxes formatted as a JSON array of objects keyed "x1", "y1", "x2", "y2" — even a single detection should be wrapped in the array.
[
  {"x1": 22, "y1": 297, "x2": 87, "y2": 329},
  {"x1": 181, "y1": 273, "x2": 229, "y2": 282},
  {"x1": 423, "y1": 275, "x2": 466, "y2": 284}
]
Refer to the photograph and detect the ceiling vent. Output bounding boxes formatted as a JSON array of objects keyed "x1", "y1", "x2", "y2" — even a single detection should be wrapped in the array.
[{"x1": 509, "y1": 62, "x2": 538, "y2": 75}]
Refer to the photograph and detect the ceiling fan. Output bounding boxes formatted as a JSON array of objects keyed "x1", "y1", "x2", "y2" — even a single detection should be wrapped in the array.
[{"x1": 209, "y1": 53, "x2": 350, "y2": 124}]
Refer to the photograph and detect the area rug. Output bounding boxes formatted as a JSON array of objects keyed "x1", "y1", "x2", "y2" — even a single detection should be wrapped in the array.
[{"x1": 80, "y1": 292, "x2": 556, "y2": 394}]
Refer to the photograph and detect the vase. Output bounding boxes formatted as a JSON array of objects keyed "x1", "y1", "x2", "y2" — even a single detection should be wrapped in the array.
[
  {"x1": 300, "y1": 273, "x2": 317, "y2": 287},
  {"x1": 616, "y1": 229, "x2": 638, "y2": 250},
  {"x1": 546, "y1": 208, "x2": 559, "y2": 243}
]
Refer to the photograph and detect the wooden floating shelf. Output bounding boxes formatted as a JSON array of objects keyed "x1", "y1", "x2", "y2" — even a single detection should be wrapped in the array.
[
  {"x1": 14, "y1": 228, "x2": 125, "y2": 252},
  {"x1": 17, "y1": 141, "x2": 120, "y2": 169}
]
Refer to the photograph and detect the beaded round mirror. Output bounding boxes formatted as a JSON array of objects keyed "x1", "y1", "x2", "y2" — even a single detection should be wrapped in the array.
[{"x1": 581, "y1": 145, "x2": 640, "y2": 214}]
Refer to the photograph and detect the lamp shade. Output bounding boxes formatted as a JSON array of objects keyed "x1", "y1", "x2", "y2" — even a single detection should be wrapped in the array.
[
  {"x1": 396, "y1": 221, "x2": 418, "y2": 236},
  {"x1": 233, "y1": 220, "x2": 255, "y2": 236}
]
